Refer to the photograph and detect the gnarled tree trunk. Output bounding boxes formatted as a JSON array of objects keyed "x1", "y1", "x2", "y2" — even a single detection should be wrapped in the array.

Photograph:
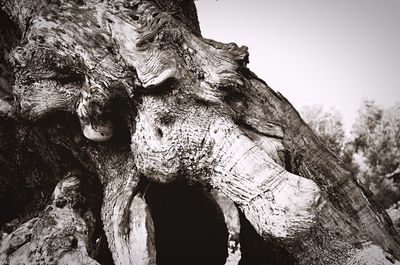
[{"x1": 0, "y1": 0, "x2": 399, "y2": 264}]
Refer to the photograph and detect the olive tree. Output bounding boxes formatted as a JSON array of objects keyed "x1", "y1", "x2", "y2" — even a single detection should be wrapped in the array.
[{"x1": 0, "y1": 0, "x2": 399, "y2": 264}]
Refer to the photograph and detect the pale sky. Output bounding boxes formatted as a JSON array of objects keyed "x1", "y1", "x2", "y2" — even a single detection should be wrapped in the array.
[{"x1": 195, "y1": 0, "x2": 400, "y2": 132}]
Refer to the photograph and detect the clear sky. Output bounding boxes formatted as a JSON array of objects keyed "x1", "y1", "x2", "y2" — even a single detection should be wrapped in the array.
[{"x1": 195, "y1": 0, "x2": 400, "y2": 132}]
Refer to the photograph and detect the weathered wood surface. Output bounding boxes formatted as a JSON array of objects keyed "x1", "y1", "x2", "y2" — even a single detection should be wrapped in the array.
[
  {"x1": 1, "y1": 0, "x2": 400, "y2": 264},
  {"x1": 0, "y1": 176, "x2": 99, "y2": 265}
]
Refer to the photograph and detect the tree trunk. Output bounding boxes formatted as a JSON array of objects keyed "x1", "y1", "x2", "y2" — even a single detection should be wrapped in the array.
[{"x1": 0, "y1": 0, "x2": 399, "y2": 264}]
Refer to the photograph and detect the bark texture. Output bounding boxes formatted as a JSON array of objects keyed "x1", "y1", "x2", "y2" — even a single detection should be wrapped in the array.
[
  {"x1": 0, "y1": 0, "x2": 399, "y2": 264},
  {"x1": 0, "y1": 175, "x2": 99, "y2": 265}
]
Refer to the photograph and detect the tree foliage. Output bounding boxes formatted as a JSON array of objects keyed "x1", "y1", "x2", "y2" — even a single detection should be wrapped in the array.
[
  {"x1": 351, "y1": 100, "x2": 400, "y2": 208},
  {"x1": 300, "y1": 105, "x2": 346, "y2": 156},
  {"x1": 301, "y1": 100, "x2": 400, "y2": 208}
]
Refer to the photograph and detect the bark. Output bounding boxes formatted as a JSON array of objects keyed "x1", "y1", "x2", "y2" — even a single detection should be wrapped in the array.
[
  {"x1": 0, "y1": 175, "x2": 99, "y2": 265},
  {"x1": 0, "y1": 0, "x2": 399, "y2": 264}
]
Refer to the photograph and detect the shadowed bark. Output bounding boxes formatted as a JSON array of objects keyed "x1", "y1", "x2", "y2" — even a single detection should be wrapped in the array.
[
  {"x1": 0, "y1": 0, "x2": 399, "y2": 264},
  {"x1": 0, "y1": 175, "x2": 100, "y2": 264}
]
